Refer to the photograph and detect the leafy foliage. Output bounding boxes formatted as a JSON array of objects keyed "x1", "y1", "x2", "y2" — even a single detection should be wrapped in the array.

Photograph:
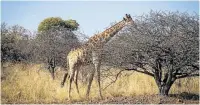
[
  {"x1": 38, "y1": 17, "x2": 79, "y2": 32},
  {"x1": 64, "y1": 19, "x2": 79, "y2": 30}
]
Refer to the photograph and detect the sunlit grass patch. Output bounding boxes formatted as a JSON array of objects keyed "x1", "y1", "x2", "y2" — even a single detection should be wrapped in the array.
[{"x1": 1, "y1": 63, "x2": 199, "y2": 103}]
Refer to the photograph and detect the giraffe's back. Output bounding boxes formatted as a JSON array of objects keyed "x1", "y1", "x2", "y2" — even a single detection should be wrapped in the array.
[{"x1": 67, "y1": 47, "x2": 91, "y2": 67}]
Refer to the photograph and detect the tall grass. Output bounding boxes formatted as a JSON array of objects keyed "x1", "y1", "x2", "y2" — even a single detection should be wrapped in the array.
[{"x1": 1, "y1": 63, "x2": 199, "y2": 103}]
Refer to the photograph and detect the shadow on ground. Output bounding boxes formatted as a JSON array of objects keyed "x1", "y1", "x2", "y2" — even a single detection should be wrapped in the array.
[{"x1": 169, "y1": 92, "x2": 199, "y2": 100}]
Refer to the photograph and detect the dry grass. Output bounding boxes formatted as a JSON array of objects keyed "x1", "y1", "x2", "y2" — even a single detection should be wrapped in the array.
[{"x1": 1, "y1": 63, "x2": 199, "y2": 104}]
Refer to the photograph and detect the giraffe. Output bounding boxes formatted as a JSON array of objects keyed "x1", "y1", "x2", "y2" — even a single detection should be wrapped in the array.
[{"x1": 61, "y1": 14, "x2": 134, "y2": 99}]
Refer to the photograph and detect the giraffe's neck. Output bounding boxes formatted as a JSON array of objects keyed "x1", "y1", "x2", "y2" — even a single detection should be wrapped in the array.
[{"x1": 85, "y1": 20, "x2": 126, "y2": 49}]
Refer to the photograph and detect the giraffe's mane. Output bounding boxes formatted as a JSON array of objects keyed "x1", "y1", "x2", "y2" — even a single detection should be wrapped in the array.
[
  {"x1": 91, "y1": 20, "x2": 124, "y2": 39},
  {"x1": 83, "y1": 20, "x2": 124, "y2": 45},
  {"x1": 73, "y1": 17, "x2": 127, "y2": 50}
]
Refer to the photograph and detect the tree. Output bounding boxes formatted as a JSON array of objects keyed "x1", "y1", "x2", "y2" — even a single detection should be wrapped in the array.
[
  {"x1": 103, "y1": 11, "x2": 199, "y2": 96},
  {"x1": 38, "y1": 17, "x2": 79, "y2": 32},
  {"x1": 37, "y1": 17, "x2": 80, "y2": 79},
  {"x1": 1, "y1": 17, "x2": 81, "y2": 79},
  {"x1": 35, "y1": 26, "x2": 80, "y2": 79},
  {"x1": 1, "y1": 23, "x2": 33, "y2": 62}
]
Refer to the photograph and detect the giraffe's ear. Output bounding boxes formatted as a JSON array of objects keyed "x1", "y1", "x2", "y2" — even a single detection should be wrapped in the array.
[{"x1": 128, "y1": 14, "x2": 130, "y2": 18}]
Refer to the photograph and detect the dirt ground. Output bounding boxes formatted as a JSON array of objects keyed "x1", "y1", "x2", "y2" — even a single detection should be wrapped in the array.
[
  {"x1": 57, "y1": 94, "x2": 199, "y2": 104},
  {"x1": 3, "y1": 94, "x2": 199, "y2": 104}
]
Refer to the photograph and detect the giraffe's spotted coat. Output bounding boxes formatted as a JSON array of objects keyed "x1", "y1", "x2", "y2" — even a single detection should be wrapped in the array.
[{"x1": 61, "y1": 14, "x2": 134, "y2": 99}]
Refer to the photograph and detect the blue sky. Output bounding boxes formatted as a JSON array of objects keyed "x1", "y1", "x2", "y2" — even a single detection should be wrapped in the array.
[{"x1": 1, "y1": 1, "x2": 199, "y2": 36}]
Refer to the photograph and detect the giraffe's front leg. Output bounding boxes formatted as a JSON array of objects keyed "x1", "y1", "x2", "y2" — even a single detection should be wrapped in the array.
[
  {"x1": 93, "y1": 58, "x2": 103, "y2": 99},
  {"x1": 86, "y1": 67, "x2": 95, "y2": 99},
  {"x1": 91, "y1": 51, "x2": 103, "y2": 99},
  {"x1": 96, "y1": 62, "x2": 103, "y2": 99}
]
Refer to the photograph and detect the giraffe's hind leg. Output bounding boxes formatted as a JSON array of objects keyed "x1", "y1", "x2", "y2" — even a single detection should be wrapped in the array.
[
  {"x1": 74, "y1": 67, "x2": 80, "y2": 96},
  {"x1": 61, "y1": 72, "x2": 69, "y2": 87},
  {"x1": 68, "y1": 66, "x2": 76, "y2": 99}
]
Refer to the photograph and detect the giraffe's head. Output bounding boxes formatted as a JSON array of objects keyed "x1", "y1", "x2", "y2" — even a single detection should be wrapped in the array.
[{"x1": 123, "y1": 14, "x2": 134, "y2": 25}]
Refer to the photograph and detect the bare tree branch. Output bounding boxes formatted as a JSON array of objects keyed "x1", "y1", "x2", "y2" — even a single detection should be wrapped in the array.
[
  {"x1": 125, "y1": 68, "x2": 154, "y2": 77},
  {"x1": 102, "y1": 70, "x2": 125, "y2": 90},
  {"x1": 176, "y1": 73, "x2": 199, "y2": 79}
]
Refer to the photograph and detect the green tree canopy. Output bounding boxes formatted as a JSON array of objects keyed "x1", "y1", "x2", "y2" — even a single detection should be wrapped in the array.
[
  {"x1": 64, "y1": 19, "x2": 79, "y2": 30},
  {"x1": 38, "y1": 17, "x2": 79, "y2": 32}
]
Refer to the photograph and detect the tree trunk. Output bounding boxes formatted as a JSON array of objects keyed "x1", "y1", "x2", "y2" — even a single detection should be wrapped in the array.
[
  {"x1": 159, "y1": 85, "x2": 171, "y2": 96},
  {"x1": 48, "y1": 57, "x2": 56, "y2": 80},
  {"x1": 51, "y1": 68, "x2": 55, "y2": 80},
  {"x1": 157, "y1": 79, "x2": 175, "y2": 96}
]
